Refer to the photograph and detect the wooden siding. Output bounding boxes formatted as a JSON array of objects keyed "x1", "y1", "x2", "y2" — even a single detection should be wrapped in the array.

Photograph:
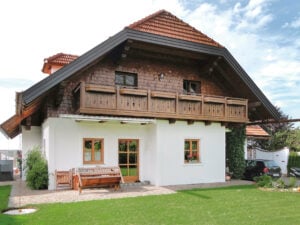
[{"x1": 77, "y1": 82, "x2": 248, "y2": 123}]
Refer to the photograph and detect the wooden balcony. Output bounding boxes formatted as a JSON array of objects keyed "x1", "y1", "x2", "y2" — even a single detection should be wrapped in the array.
[{"x1": 76, "y1": 82, "x2": 248, "y2": 123}]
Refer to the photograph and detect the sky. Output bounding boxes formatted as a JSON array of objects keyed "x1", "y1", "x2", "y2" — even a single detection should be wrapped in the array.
[{"x1": 0, "y1": 0, "x2": 299, "y2": 149}]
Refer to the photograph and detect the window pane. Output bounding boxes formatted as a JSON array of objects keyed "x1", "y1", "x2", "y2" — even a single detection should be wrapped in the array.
[
  {"x1": 129, "y1": 140, "x2": 137, "y2": 152},
  {"x1": 192, "y1": 141, "x2": 198, "y2": 150},
  {"x1": 185, "y1": 151, "x2": 191, "y2": 161},
  {"x1": 94, "y1": 140, "x2": 101, "y2": 161},
  {"x1": 183, "y1": 80, "x2": 188, "y2": 93},
  {"x1": 84, "y1": 140, "x2": 92, "y2": 162},
  {"x1": 120, "y1": 166, "x2": 128, "y2": 176},
  {"x1": 129, "y1": 165, "x2": 137, "y2": 176},
  {"x1": 119, "y1": 153, "x2": 127, "y2": 164},
  {"x1": 119, "y1": 141, "x2": 127, "y2": 152},
  {"x1": 125, "y1": 75, "x2": 136, "y2": 86},
  {"x1": 115, "y1": 74, "x2": 124, "y2": 85},
  {"x1": 129, "y1": 153, "x2": 137, "y2": 164},
  {"x1": 184, "y1": 141, "x2": 190, "y2": 150},
  {"x1": 183, "y1": 80, "x2": 201, "y2": 94}
]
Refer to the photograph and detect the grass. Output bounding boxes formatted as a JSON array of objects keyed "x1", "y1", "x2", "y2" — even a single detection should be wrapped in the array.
[
  {"x1": 1, "y1": 184, "x2": 300, "y2": 225},
  {"x1": 0, "y1": 185, "x2": 11, "y2": 211}
]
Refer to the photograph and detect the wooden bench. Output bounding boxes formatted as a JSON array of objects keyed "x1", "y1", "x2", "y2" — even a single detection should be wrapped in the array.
[
  {"x1": 75, "y1": 166, "x2": 123, "y2": 193},
  {"x1": 55, "y1": 169, "x2": 73, "y2": 190}
]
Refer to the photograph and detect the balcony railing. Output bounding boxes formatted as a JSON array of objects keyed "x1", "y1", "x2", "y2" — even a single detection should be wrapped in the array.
[{"x1": 76, "y1": 82, "x2": 248, "y2": 123}]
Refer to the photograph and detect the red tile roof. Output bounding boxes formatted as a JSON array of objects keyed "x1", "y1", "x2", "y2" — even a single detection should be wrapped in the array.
[
  {"x1": 44, "y1": 53, "x2": 78, "y2": 65},
  {"x1": 128, "y1": 10, "x2": 223, "y2": 48},
  {"x1": 246, "y1": 125, "x2": 270, "y2": 138},
  {"x1": 42, "y1": 53, "x2": 78, "y2": 74}
]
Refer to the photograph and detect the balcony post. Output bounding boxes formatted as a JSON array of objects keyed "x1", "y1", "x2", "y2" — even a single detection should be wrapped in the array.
[
  {"x1": 147, "y1": 89, "x2": 151, "y2": 111},
  {"x1": 116, "y1": 86, "x2": 120, "y2": 109}
]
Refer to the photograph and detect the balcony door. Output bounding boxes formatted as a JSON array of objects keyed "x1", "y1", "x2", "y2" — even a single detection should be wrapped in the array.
[{"x1": 118, "y1": 139, "x2": 139, "y2": 183}]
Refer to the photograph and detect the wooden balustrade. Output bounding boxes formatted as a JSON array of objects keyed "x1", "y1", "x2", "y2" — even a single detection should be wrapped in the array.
[{"x1": 77, "y1": 82, "x2": 248, "y2": 123}]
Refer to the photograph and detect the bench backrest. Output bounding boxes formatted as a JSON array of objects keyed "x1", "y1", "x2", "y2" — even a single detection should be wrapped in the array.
[{"x1": 75, "y1": 166, "x2": 123, "y2": 186}]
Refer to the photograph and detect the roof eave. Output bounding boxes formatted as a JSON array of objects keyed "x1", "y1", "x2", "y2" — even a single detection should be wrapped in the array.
[{"x1": 20, "y1": 28, "x2": 278, "y2": 121}]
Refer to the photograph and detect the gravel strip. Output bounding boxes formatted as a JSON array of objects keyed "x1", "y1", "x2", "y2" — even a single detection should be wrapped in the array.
[{"x1": 1, "y1": 178, "x2": 253, "y2": 207}]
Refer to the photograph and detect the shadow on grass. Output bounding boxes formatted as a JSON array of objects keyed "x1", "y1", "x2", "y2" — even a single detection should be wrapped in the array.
[{"x1": 179, "y1": 184, "x2": 255, "y2": 199}]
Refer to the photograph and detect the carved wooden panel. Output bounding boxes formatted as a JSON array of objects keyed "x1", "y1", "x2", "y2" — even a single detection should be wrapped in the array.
[
  {"x1": 85, "y1": 92, "x2": 116, "y2": 109},
  {"x1": 119, "y1": 95, "x2": 147, "y2": 111},
  {"x1": 227, "y1": 105, "x2": 246, "y2": 119},
  {"x1": 179, "y1": 101, "x2": 201, "y2": 115},
  {"x1": 151, "y1": 98, "x2": 176, "y2": 113},
  {"x1": 203, "y1": 103, "x2": 224, "y2": 117}
]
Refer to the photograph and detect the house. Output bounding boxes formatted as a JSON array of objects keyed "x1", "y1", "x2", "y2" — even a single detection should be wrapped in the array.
[{"x1": 0, "y1": 10, "x2": 280, "y2": 190}]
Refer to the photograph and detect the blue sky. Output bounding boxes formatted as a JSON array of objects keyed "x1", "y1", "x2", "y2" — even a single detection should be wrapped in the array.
[{"x1": 0, "y1": 0, "x2": 299, "y2": 149}]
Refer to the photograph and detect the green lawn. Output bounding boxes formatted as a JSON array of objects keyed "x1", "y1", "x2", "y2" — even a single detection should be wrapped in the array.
[
  {"x1": 1, "y1": 184, "x2": 300, "y2": 225},
  {"x1": 0, "y1": 185, "x2": 11, "y2": 211}
]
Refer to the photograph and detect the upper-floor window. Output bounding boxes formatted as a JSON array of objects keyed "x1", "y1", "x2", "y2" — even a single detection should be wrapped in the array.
[
  {"x1": 83, "y1": 138, "x2": 104, "y2": 164},
  {"x1": 115, "y1": 71, "x2": 137, "y2": 87},
  {"x1": 183, "y1": 80, "x2": 201, "y2": 95}
]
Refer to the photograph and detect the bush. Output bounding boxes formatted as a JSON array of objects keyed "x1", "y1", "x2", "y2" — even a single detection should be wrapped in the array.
[
  {"x1": 254, "y1": 175, "x2": 272, "y2": 188},
  {"x1": 24, "y1": 147, "x2": 48, "y2": 190},
  {"x1": 288, "y1": 177, "x2": 297, "y2": 188},
  {"x1": 287, "y1": 152, "x2": 300, "y2": 173},
  {"x1": 274, "y1": 178, "x2": 286, "y2": 189}
]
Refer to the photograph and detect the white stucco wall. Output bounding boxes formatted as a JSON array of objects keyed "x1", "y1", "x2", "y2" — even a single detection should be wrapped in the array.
[
  {"x1": 21, "y1": 126, "x2": 42, "y2": 180},
  {"x1": 155, "y1": 120, "x2": 225, "y2": 186},
  {"x1": 42, "y1": 117, "x2": 226, "y2": 190}
]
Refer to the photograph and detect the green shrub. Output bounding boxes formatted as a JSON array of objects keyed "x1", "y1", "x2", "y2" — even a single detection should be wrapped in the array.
[
  {"x1": 24, "y1": 147, "x2": 48, "y2": 190},
  {"x1": 288, "y1": 177, "x2": 297, "y2": 188},
  {"x1": 287, "y1": 152, "x2": 300, "y2": 173},
  {"x1": 274, "y1": 178, "x2": 285, "y2": 189},
  {"x1": 254, "y1": 175, "x2": 272, "y2": 188}
]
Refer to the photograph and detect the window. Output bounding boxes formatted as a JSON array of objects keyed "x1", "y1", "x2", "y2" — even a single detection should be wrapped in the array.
[
  {"x1": 183, "y1": 80, "x2": 201, "y2": 94},
  {"x1": 115, "y1": 71, "x2": 137, "y2": 87},
  {"x1": 184, "y1": 139, "x2": 200, "y2": 163},
  {"x1": 83, "y1": 138, "x2": 104, "y2": 164}
]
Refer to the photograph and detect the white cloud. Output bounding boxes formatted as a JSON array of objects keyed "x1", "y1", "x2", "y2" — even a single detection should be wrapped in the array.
[{"x1": 283, "y1": 17, "x2": 300, "y2": 28}]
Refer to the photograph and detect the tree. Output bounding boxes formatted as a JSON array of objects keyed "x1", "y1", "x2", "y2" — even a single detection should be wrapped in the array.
[
  {"x1": 255, "y1": 107, "x2": 294, "y2": 151},
  {"x1": 286, "y1": 128, "x2": 300, "y2": 152}
]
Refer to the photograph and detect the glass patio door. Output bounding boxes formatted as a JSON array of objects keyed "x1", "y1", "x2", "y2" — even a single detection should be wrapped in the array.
[{"x1": 118, "y1": 139, "x2": 139, "y2": 183}]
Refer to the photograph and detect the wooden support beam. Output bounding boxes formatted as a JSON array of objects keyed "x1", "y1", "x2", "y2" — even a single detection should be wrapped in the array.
[
  {"x1": 248, "y1": 101, "x2": 262, "y2": 109},
  {"x1": 204, "y1": 121, "x2": 211, "y2": 126},
  {"x1": 221, "y1": 122, "x2": 228, "y2": 127},
  {"x1": 248, "y1": 118, "x2": 300, "y2": 125},
  {"x1": 187, "y1": 120, "x2": 194, "y2": 125},
  {"x1": 25, "y1": 116, "x2": 32, "y2": 130},
  {"x1": 169, "y1": 119, "x2": 176, "y2": 124}
]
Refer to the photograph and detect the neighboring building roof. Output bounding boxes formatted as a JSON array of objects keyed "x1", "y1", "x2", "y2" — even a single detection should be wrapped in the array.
[
  {"x1": 42, "y1": 53, "x2": 78, "y2": 74},
  {"x1": 128, "y1": 10, "x2": 222, "y2": 48},
  {"x1": 246, "y1": 125, "x2": 270, "y2": 139},
  {"x1": 0, "y1": 10, "x2": 280, "y2": 138}
]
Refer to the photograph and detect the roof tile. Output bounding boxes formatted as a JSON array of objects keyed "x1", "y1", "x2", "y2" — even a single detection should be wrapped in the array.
[
  {"x1": 44, "y1": 53, "x2": 78, "y2": 65},
  {"x1": 246, "y1": 125, "x2": 270, "y2": 138},
  {"x1": 128, "y1": 10, "x2": 223, "y2": 48}
]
